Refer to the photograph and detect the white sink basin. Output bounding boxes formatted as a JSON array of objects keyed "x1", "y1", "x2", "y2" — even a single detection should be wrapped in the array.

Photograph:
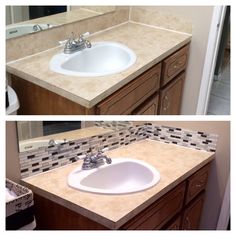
[
  {"x1": 68, "y1": 158, "x2": 160, "y2": 194},
  {"x1": 50, "y1": 42, "x2": 136, "y2": 77}
]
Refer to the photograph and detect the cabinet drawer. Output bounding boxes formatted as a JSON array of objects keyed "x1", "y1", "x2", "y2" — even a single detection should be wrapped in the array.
[
  {"x1": 185, "y1": 163, "x2": 211, "y2": 204},
  {"x1": 122, "y1": 182, "x2": 186, "y2": 230},
  {"x1": 96, "y1": 63, "x2": 161, "y2": 115},
  {"x1": 132, "y1": 93, "x2": 159, "y2": 115},
  {"x1": 162, "y1": 44, "x2": 189, "y2": 86}
]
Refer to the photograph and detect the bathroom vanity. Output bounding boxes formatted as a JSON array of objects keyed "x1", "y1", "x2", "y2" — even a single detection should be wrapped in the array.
[
  {"x1": 21, "y1": 139, "x2": 214, "y2": 230},
  {"x1": 7, "y1": 23, "x2": 191, "y2": 115}
]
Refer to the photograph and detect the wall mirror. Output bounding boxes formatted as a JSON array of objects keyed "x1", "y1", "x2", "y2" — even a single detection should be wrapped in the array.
[
  {"x1": 6, "y1": 6, "x2": 115, "y2": 39},
  {"x1": 16, "y1": 121, "x2": 133, "y2": 153}
]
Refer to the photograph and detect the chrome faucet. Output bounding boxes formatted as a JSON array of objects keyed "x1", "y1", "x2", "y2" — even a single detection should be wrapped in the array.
[
  {"x1": 33, "y1": 24, "x2": 43, "y2": 32},
  {"x1": 48, "y1": 139, "x2": 56, "y2": 146},
  {"x1": 80, "y1": 148, "x2": 112, "y2": 170},
  {"x1": 63, "y1": 32, "x2": 92, "y2": 54}
]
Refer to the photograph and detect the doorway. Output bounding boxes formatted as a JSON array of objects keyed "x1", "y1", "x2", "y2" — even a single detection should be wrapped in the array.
[{"x1": 207, "y1": 6, "x2": 230, "y2": 115}]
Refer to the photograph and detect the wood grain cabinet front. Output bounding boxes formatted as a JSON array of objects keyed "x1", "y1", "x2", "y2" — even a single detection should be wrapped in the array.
[
  {"x1": 96, "y1": 63, "x2": 161, "y2": 115},
  {"x1": 161, "y1": 44, "x2": 190, "y2": 86},
  {"x1": 159, "y1": 72, "x2": 185, "y2": 115},
  {"x1": 121, "y1": 182, "x2": 186, "y2": 230},
  {"x1": 185, "y1": 163, "x2": 211, "y2": 204},
  {"x1": 182, "y1": 193, "x2": 205, "y2": 230},
  {"x1": 132, "y1": 93, "x2": 159, "y2": 115},
  {"x1": 165, "y1": 215, "x2": 181, "y2": 230}
]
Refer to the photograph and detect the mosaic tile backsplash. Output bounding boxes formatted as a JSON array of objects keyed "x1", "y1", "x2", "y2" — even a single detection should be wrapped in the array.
[{"x1": 19, "y1": 123, "x2": 218, "y2": 178}]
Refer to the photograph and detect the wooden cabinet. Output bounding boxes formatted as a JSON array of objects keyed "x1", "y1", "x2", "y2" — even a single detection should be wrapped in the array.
[
  {"x1": 96, "y1": 63, "x2": 161, "y2": 115},
  {"x1": 161, "y1": 44, "x2": 189, "y2": 86},
  {"x1": 10, "y1": 44, "x2": 189, "y2": 115},
  {"x1": 132, "y1": 93, "x2": 159, "y2": 115},
  {"x1": 122, "y1": 182, "x2": 185, "y2": 230},
  {"x1": 185, "y1": 163, "x2": 211, "y2": 204},
  {"x1": 182, "y1": 193, "x2": 205, "y2": 230},
  {"x1": 159, "y1": 73, "x2": 185, "y2": 115},
  {"x1": 32, "y1": 162, "x2": 211, "y2": 230},
  {"x1": 165, "y1": 215, "x2": 181, "y2": 230},
  {"x1": 96, "y1": 44, "x2": 189, "y2": 115}
]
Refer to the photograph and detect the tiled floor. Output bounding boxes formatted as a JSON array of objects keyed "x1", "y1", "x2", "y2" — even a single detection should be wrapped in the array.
[{"x1": 207, "y1": 62, "x2": 230, "y2": 115}]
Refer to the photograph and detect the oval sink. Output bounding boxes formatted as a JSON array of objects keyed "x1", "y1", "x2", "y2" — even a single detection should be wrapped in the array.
[
  {"x1": 68, "y1": 158, "x2": 160, "y2": 194},
  {"x1": 50, "y1": 42, "x2": 136, "y2": 77}
]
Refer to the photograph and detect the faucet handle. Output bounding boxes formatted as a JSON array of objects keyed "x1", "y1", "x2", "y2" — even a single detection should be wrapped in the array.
[
  {"x1": 78, "y1": 32, "x2": 90, "y2": 42},
  {"x1": 59, "y1": 32, "x2": 76, "y2": 46},
  {"x1": 97, "y1": 147, "x2": 109, "y2": 155},
  {"x1": 101, "y1": 147, "x2": 109, "y2": 152},
  {"x1": 77, "y1": 154, "x2": 87, "y2": 160},
  {"x1": 79, "y1": 32, "x2": 90, "y2": 39}
]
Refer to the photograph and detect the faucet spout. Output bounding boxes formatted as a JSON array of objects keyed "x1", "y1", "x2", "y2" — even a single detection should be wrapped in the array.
[
  {"x1": 63, "y1": 32, "x2": 92, "y2": 54},
  {"x1": 81, "y1": 148, "x2": 111, "y2": 170}
]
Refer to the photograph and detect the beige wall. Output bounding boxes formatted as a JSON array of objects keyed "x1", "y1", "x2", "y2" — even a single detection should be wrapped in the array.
[
  {"x1": 6, "y1": 122, "x2": 21, "y2": 183},
  {"x1": 130, "y1": 6, "x2": 214, "y2": 114},
  {"x1": 147, "y1": 121, "x2": 230, "y2": 229}
]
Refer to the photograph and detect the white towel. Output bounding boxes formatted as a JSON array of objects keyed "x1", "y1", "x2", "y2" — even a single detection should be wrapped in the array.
[{"x1": 6, "y1": 187, "x2": 17, "y2": 202}]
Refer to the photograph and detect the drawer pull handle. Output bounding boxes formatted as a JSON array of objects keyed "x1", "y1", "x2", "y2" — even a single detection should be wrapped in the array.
[
  {"x1": 173, "y1": 61, "x2": 183, "y2": 69},
  {"x1": 163, "y1": 95, "x2": 169, "y2": 111},
  {"x1": 196, "y1": 184, "x2": 203, "y2": 188}
]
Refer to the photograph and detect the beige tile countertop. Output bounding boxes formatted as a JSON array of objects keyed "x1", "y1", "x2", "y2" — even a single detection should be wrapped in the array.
[
  {"x1": 21, "y1": 139, "x2": 214, "y2": 229},
  {"x1": 7, "y1": 22, "x2": 191, "y2": 108}
]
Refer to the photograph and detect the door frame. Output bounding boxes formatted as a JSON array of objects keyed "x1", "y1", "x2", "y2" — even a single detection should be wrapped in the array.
[
  {"x1": 216, "y1": 175, "x2": 230, "y2": 229},
  {"x1": 196, "y1": 6, "x2": 227, "y2": 115}
]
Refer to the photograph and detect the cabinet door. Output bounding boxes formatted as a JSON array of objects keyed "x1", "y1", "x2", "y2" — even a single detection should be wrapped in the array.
[
  {"x1": 182, "y1": 193, "x2": 205, "y2": 230},
  {"x1": 159, "y1": 72, "x2": 185, "y2": 115},
  {"x1": 132, "y1": 93, "x2": 159, "y2": 115}
]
